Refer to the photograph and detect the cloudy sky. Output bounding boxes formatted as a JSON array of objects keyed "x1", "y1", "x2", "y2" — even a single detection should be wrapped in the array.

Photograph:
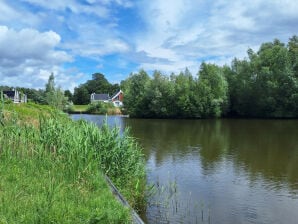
[{"x1": 0, "y1": 0, "x2": 297, "y2": 90}]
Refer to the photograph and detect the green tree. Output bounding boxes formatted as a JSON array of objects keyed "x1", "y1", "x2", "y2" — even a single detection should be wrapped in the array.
[
  {"x1": 72, "y1": 73, "x2": 120, "y2": 105},
  {"x1": 172, "y1": 68, "x2": 198, "y2": 117},
  {"x1": 73, "y1": 86, "x2": 90, "y2": 105},
  {"x1": 44, "y1": 74, "x2": 67, "y2": 110},
  {"x1": 122, "y1": 69, "x2": 150, "y2": 117},
  {"x1": 197, "y1": 63, "x2": 228, "y2": 117},
  {"x1": 145, "y1": 71, "x2": 175, "y2": 117},
  {"x1": 85, "y1": 73, "x2": 113, "y2": 94},
  {"x1": 288, "y1": 35, "x2": 298, "y2": 78},
  {"x1": 64, "y1": 90, "x2": 73, "y2": 102}
]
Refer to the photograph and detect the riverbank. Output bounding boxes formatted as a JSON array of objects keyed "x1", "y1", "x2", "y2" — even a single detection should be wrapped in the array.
[
  {"x1": 67, "y1": 104, "x2": 123, "y2": 115},
  {"x1": 0, "y1": 103, "x2": 145, "y2": 223}
]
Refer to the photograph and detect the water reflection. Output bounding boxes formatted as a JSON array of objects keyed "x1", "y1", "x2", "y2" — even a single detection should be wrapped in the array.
[
  {"x1": 124, "y1": 118, "x2": 298, "y2": 223},
  {"x1": 71, "y1": 115, "x2": 298, "y2": 224},
  {"x1": 124, "y1": 118, "x2": 298, "y2": 190}
]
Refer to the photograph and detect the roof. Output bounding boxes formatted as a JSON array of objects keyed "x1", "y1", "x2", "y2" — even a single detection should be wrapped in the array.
[
  {"x1": 92, "y1": 93, "x2": 110, "y2": 101},
  {"x1": 111, "y1": 90, "x2": 123, "y2": 100}
]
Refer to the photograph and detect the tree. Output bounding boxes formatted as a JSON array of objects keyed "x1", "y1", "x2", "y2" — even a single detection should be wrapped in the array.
[
  {"x1": 72, "y1": 73, "x2": 120, "y2": 105},
  {"x1": 288, "y1": 35, "x2": 298, "y2": 78},
  {"x1": 64, "y1": 90, "x2": 73, "y2": 102},
  {"x1": 122, "y1": 69, "x2": 150, "y2": 117},
  {"x1": 197, "y1": 63, "x2": 228, "y2": 117},
  {"x1": 45, "y1": 73, "x2": 55, "y2": 93},
  {"x1": 145, "y1": 71, "x2": 175, "y2": 117},
  {"x1": 85, "y1": 73, "x2": 112, "y2": 94},
  {"x1": 73, "y1": 86, "x2": 90, "y2": 105},
  {"x1": 226, "y1": 38, "x2": 298, "y2": 117},
  {"x1": 172, "y1": 68, "x2": 198, "y2": 117},
  {"x1": 44, "y1": 74, "x2": 67, "y2": 110}
]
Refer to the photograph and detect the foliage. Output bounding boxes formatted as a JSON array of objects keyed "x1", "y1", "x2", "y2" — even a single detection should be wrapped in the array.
[
  {"x1": 44, "y1": 73, "x2": 68, "y2": 110},
  {"x1": 122, "y1": 36, "x2": 298, "y2": 118},
  {"x1": 122, "y1": 67, "x2": 229, "y2": 118},
  {"x1": 121, "y1": 69, "x2": 150, "y2": 117},
  {"x1": 0, "y1": 86, "x2": 46, "y2": 104},
  {"x1": 73, "y1": 85, "x2": 90, "y2": 105},
  {"x1": 87, "y1": 102, "x2": 113, "y2": 114},
  {"x1": 197, "y1": 63, "x2": 229, "y2": 117},
  {"x1": 64, "y1": 90, "x2": 73, "y2": 102},
  {"x1": 226, "y1": 37, "x2": 298, "y2": 117},
  {"x1": 73, "y1": 73, "x2": 120, "y2": 105},
  {"x1": 0, "y1": 103, "x2": 146, "y2": 222}
]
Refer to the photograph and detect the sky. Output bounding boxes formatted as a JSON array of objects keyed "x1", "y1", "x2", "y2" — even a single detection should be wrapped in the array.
[{"x1": 0, "y1": 0, "x2": 297, "y2": 91}]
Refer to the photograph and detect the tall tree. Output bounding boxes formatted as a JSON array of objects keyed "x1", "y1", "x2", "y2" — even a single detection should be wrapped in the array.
[
  {"x1": 197, "y1": 63, "x2": 228, "y2": 117},
  {"x1": 44, "y1": 74, "x2": 67, "y2": 110},
  {"x1": 122, "y1": 69, "x2": 150, "y2": 117},
  {"x1": 64, "y1": 90, "x2": 73, "y2": 102},
  {"x1": 73, "y1": 86, "x2": 90, "y2": 105},
  {"x1": 72, "y1": 73, "x2": 119, "y2": 105}
]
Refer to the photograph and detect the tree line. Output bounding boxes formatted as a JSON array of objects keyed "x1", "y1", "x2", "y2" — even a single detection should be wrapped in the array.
[
  {"x1": 0, "y1": 72, "x2": 119, "y2": 107},
  {"x1": 1, "y1": 36, "x2": 297, "y2": 118},
  {"x1": 122, "y1": 36, "x2": 298, "y2": 118}
]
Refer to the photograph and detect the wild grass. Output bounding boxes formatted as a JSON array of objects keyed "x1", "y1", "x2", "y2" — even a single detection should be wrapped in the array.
[
  {"x1": 0, "y1": 102, "x2": 145, "y2": 223},
  {"x1": 87, "y1": 102, "x2": 121, "y2": 115},
  {"x1": 67, "y1": 103, "x2": 122, "y2": 115},
  {"x1": 70, "y1": 104, "x2": 89, "y2": 112}
]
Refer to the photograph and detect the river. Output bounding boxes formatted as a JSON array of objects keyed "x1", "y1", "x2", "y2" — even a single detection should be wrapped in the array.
[{"x1": 71, "y1": 114, "x2": 298, "y2": 224}]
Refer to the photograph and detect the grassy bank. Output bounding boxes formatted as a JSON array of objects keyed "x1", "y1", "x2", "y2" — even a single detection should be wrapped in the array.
[
  {"x1": 70, "y1": 104, "x2": 89, "y2": 113},
  {"x1": 68, "y1": 103, "x2": 122, "y2": 115},
  {"x1": 0, "y1": 103, "x2": 145, "y2": 223}
]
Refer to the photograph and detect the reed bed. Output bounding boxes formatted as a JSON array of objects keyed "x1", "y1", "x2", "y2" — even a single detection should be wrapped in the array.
[{"x1": 0, "y1": 102, "x2": 145, "y2": 223}]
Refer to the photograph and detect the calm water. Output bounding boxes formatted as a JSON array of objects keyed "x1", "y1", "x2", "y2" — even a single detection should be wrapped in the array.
[{"x1": 71, "y1": 115, "x2": 298, "y2": 224}]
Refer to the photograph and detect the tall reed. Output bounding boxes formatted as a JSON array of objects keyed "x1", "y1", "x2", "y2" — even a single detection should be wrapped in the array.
[{"x1": 0, "y1": 103, "x2": 146, "y2": 223}]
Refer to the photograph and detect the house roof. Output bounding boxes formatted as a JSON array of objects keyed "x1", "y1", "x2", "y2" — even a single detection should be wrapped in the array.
[
  {"x1": 92, "y1": 93, "x2": 110, "y2": 101},
  {"x1": 111, "y1": 90, "x2": 123, "y2": 100}
]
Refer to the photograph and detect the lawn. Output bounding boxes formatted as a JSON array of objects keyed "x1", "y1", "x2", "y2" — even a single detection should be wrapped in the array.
[{"x1": 71, "y1": 104, "x2": 89, "y2": 112}]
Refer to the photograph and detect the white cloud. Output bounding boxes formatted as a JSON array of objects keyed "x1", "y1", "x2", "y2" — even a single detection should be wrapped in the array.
[
  {"x1": 0, "y1": 26, "x2": 77, "y2": 90},
  {"x1": 0, "y1": 0, "x2": 40, "y2": 27},
  {"x1": 62, "y1": 20, "x2": 130, "y2": 57},
  {"x1": 21, "y1": 0, "x2": 121, "y2": 18},
  {"x1": 1, "y1": 0, "x2": 298, "y2": 90},
  {"x1": 134, "y1": 0, "x2": 298, "y2": 74}
]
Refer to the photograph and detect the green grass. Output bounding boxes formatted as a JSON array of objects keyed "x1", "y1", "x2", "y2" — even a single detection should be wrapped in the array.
[
  {"x1": 71, "y1": 104, "x2": 89, "y2": 112},
  {"x1": 0, "y1": 103, "x2": 145, "y2": 223},
  {"x1": 0, "y1": 157, "x2": 129, "y2": 224},
  {"x1": 68, "y1": 104, "x2": 122, "y2": 115},
  {"x1": 3, "y1": 102, "x2": 54, "y2": 124}
]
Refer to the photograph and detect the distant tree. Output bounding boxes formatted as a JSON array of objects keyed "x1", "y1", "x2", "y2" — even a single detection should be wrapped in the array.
[
  {"x1": 197, "y1": 63, "x2": 228, "y2": 117},
  {"x1": 85, "y1": 73, "x2": 112, "y2": 94},
  {"x1": 72, "y1": 72, "x2": 120, "y2": 105},
  {"x1": 64, "y1": 90, "x2": 73, "y2": 102},
  {"x1": 145, "y1": 71, "x2": 175, "y2": 117},
  {"x1": 45, "y1": 73, "x2": 55, "y2": 93},
  {"x1": 44, "y1": 73, "x2": 67, "y2": 110},
  {"x1": 173, "y1": 68, "x2": 198, "y2": 117},
  {"x1": 226, "y1": 37, "x2": 298, "y2": 117},
  {"x1": 288, "y1": 35, "x2": 298, "y2": 78},
  {"x1": 122, "y1": 69, "x2": 150, "y2": 117},
  {"x1": 73, "y1": 86, "x2": 89, "y2": 105}
]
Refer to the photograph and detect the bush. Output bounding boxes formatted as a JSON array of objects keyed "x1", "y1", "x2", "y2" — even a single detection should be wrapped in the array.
[{"x1": 87, "y1": 102, "x2": 114, "y2": 114}]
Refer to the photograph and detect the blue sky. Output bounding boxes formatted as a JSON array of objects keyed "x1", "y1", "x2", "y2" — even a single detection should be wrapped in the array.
[{"x1": 0, "y1": 0, "x2": 297, "y2": 91}]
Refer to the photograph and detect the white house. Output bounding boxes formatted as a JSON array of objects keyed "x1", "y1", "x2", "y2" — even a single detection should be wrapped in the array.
[
  {"x1": 90, "y1": 93, "x2": 110, "y2": 103},
  {"x1": 111, "y1": 90, "x2": 123, "y2": 107},
  {"x1": 90, "y1": 90, "x2": 124, "y2": 107},
  {"x1": 3, "y1": 90, "x2": 27, "y2": 103}
]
